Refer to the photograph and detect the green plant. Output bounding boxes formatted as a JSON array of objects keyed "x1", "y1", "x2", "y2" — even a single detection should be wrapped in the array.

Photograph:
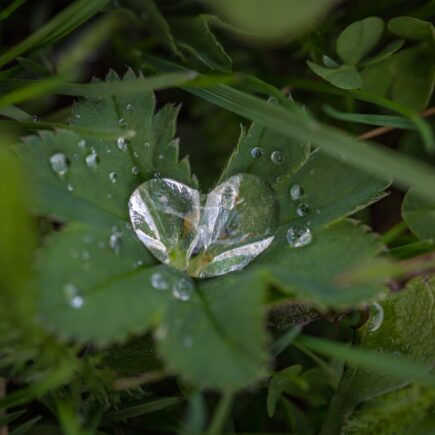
[{"x1": 0, "y1": 0, "x2": 434, "y2": 434}]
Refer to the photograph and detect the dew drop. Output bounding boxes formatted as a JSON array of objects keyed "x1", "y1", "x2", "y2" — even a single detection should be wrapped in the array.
[
  {"x1": 271, "y1": 150, "x2": 283, "y2": 164},
  {"x1": 32, "y1": 114, "x2": 40, "y2": 123},
  {"x1": 85, "y1": 151, "x2": 99, "y2": 169},
  {"x1": 75, "y1": 113, "x2": 81, "y2": 119},
  {"x1": 172, "y1": 277, "x2": 194, "y2": 301},
  {"x1": 287, "y1": 226, "x2": 312, "y2": 248},
  {"x1": 67, "y1": 184, "x2": 74, "y2": 192},
  {"x1": 126, "y1": 103, "x2": 134, "y2": 111},
  {"x1": 154, "y1": 325, "x2": 168, "y2": 341},
  {"x1": 367, "y1": 302, "x2": 384, "y2": 332},
  {"x1": 132, "y1": 166, "x2": 140, "y2": 175},
  {"x1": 117, "y1": 137, "x2": 128, "y2": 152},
  {"x1": 49, "y1": 153, "x2": 69, "y2": 176},
  {"x1": 296, "y1": 203, "x2": 310, "y2": 217},
  {"x1": 144, "y1": 142, "x2": 151, "y2": 148},
  {"x1": 251, "y1": 147, "x2": 263, "y2": 159},
  {"x1": 134, "y1": 259, "x2": 144, "y2": 268},
  {"x1": 158, "y1": 154, "x2": 164, "y2": 160},
  {"x1": 63, "y1": 283, "x2": 84, "y2": 309},
  {"x1": 77, "y1": 139, "x2": 86, "y2": 149},
  {"x1": 118, "y1": 118, "x2": 127, "y2": 128},
  {"x1": 109, "y1": 229, "x2": 122, "y2": 252},
  {"x1": 109, "y1": 172, "x2": 118, "y2": 183},
  {"x1": 151, "y1": 272, "x2": 169, "y2": 290},
  {"x1": 289, "y1": 184, "x2": 304, "y2": 201}
]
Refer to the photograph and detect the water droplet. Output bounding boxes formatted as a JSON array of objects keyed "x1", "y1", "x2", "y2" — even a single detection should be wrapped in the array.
[
  {"x1": 134, "y1": 260, "x2": 144, "y2": 268},
  {"x1": 287, "y1": 226, "x2": 312, "y2": 248},
  {"x1": 126, "y1": 103, "x2": 134, "y2": 111},
  {"x1": 85, "y1": 151, "x2": 99, "y2": 169},
  {"x1": 63, "y1": 283, "x2": 84, "y2": 309},
  {"x1": 367, "y1": 302, "x2": 384, "y2": 332},
  {"x1": 118, "y1": 118, "x2": 127, "y2": 128},
  {"x1": 128, "y1": 174, "x2": 278, "y2": 278},
  {"x1": 67, "y1": 184, "x2": 74, "y2": 192},
  {"x1": 315, "y1": 208, "x2": 321, "y2": 215},
  {"x1": 144, "y1": 142, "x2": 151, "y2": 148},
  {"x1": 75, "y1": 113, "x2": 81, "y2": 119},
  {"x1": 251, "y1": 147, "x2": 263, "y2": 158},
  {"x1": 132, "y1": 166, "x2": 140, "y2": 175},
  {"x1": 290, "y1": 184, "x2": 304, "y2": 200},
  {"x1": 133, "y1": 151, "x2": 139, "y2": 158},
  {"x1": 309, "y1": 169, "x2": 316, "y2": 176},
  {"x1": 271, "y1": 150, "x2": 283, "y2": 164},
  {"x1": 109, "y1": 230, "x2": 122, "y2": 252},
  {"x1": 154, "y1": 325, "x2": 168, "y2": 341},
  {"x1": 172, "y1": 277, "x2": 194, "y2": 301},
  {"x1": 296, "y1": 203, "x2": 310, "y2": 217},
  {"x1": 158, "y1": 154, "x2": 164, "y2": 160},
  {"x1": 151, "y1": 272, "x2": 169, "y2": 290},
  {"x1": 49, "y1": 153, "x2": 69, "y2": 176},
  {"x1": 77, "y1": 139, "x2": 86, "y2": 149},
  {"x1": 109, "y1": 172, "x2": 118, "y2": 183},
  {"x1": 32, "y1": 114, "x2": 40, "y2": 123},
  {"x1": 117, "y1": 137, "x2": 128, "y2": 152}
]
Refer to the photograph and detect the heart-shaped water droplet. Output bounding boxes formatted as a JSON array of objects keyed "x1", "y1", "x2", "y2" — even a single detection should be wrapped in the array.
[{"x1": 128, "y1": 173, "x2": 278, "y2": 278}]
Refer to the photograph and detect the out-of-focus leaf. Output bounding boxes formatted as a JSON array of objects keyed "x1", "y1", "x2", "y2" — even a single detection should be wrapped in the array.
[
  {"x1": 388, "y1": 16, "x2": 435, "y2": 43},
  {"x1": 336, "y1": 17, "x2": 384, "y2": 65},
  {"x1": 168, "y1": 16, "x2": 232, "y2": 72},
  {"x1": 157, "y1": 273, "x2": 268, "y2": 390},
  {"x1": 402, "y1": 188, "x2": 435, "y2": 240},
  {"x1": 10, "y1": 416, "x2": 41, "y2": 435},
  {"x1": 307, "y1": 62, "x2": 362, "y2": 90},
  {"x1": 320, "y1": 275, "x2": 435, "y2": 434},
  {"x1": 342, "y1": 384, "x2": 435, "y2": 435},
  {"x1": 362, "y1": 45, "x2": 435, "y2": 111},
  {"x1": 363, "y1": 39, "x2": 405, "y2": 66},
  {"x1": 207, "y1": 0, "x2": 337, "y2": 40}
]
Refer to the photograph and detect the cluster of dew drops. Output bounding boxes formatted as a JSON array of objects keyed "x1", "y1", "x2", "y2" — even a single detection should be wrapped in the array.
[
  {"x1": 49, "y1": 104, "x2": 144, "y2": 197},
  {"x1": 251, "y1": 146, "x2": 314, "y2": 248}
]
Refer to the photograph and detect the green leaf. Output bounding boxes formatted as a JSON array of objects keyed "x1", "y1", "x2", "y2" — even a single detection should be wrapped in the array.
[
  {"x1": 323, "y1": 105, "x2": 415, "y2": 130},
  {"x1": 17, "y1": 70, "x2": 195, "y2": 229},
  {"x1": 388, "y1": 16, "x2": 435, "y2": 43},
  {"x1": 363, "y1": 39, "x2": 405, "y2": 66},
  {"x1": 10, "y1": 416, "x2": 42, "y2": 435},
  {"x1": 402, "y1": 188, "x2": 435, "y2": 240},
  {"x1": 307, "y1": 62, "x2": 362, "y2": 90},
  {"x1": 255, "y1": 220, "x2": 386, "y2": 307},
  {"x1": 157, "y1": 272, "x2": 268, "y2": 390},
  {"x1": 362, "y1": 45, "x2": 435, "y2": 111},
  {"x1": 320, "y1": 275, "x2": 435, "y2": 434},
  {"x1": 168, "y1": 16, "x2": 232, "y2": 72},
  {"x1": 342, "y1": 384, "x2": 435, "y2": 435},
  {"x1": 101, "y1": 397, "x2": 182, "y2": 424},
  {"x1": 206, "y1": 0, "x2": 337, "y2": 39},
  {"x1": 35, "y1": 225, "x2": 168, "y2": 344},
  {"x1": 336, "y1": 17, "x2": 384, "y2": 65},
  {"x1": 0, "y1": 0, "x2": 110, "y2": 68},
  {"x1": 220, "y1": 98, "x2": 310, "y2": 216}
]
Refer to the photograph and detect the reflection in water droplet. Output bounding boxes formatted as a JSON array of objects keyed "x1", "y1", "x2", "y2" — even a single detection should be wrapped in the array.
[
  {"x1": 78, "y1": 139, "x2": 86, "y2": 149},
  {"x1": 132, "y1": 166, "x2": 140, "y2": 175},
  {"x1": 271, "y1": 151, "x2": 283, "y2": 164},
  {"x1": 367, "y1": 302, "x2": 384, "y2": 332},
  {"x1": 85, "y1": 151, "x2": 98, "y2": 169},
  {"x1": 290, "y1": 184, "x2": 304, "y2": 200},
  {"x1": 109, "y1": 172, "x2": 118, "y2": 183},
  {"x1": 117, "y1": 137, "x2": 128, "y2": 151},
  {"x1": 50, "y1": 153, "x2": 69, "y2": 176},
  {"x1": 63, "y1": 283, "x2": 84, "y2": 309},
  {"x1": 251, "y1": 147, "x2": 263, "y2": 158},
  {"x1": 296, "y1": 203, "x2": 310, "y2": 217},
  {"x1": 118, "y1": 118, "x2": 127, "y2": 128},
  {"x1": 151, "y1": 272, "x2": 169, "y2": 290},
  {"x1": 287, "y1": 226, "x2": 312, "y2": 248},
  {"x1": 172, "y1": 277, "x2": 194, "y2": 301}
]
